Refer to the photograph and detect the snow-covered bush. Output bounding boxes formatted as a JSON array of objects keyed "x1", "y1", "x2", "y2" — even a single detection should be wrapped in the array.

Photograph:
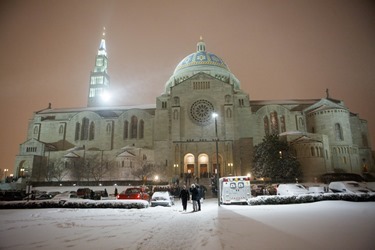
[
  {"x1": 0, "y1": 199, "x2": 149, "y2": 209},
  {"x1": 249, "y1": 193, "x2": 375, "y2": 205}
]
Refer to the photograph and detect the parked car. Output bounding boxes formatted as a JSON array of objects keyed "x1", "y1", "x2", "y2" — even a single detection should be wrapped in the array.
[
  {"x1": 47, "y1": 191, "x2": 61, "y2": 198},
  {"x1": 320, "y1": 173, "x2": 364, "y2": 184},
  {"x1": 116, "y1": 187, "x2": 150, "y2": 201},
  {"x1": 77, "y1": 188, "x2": 92, "y2": 199},
  {"x1": 35, "y1": 193, "x2": 53, "y2": 200},
  {"x1": 251, "y1": 184, "x2": 277, "y2": 196},
  {"x1": 52, "y1": 192, "x2": 79, "y2": 201},
  {"x1": 276, "y1": 184, "x2": 309, "y2": 195},
  {"x1": 328, "y1": 181, "x2": 372, "y2": 194},
  {"x1": 150, "y1": 191, "x2": 174, "y2": 207}
]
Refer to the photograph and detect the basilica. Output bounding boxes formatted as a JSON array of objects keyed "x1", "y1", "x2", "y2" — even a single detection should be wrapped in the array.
[{"x1": 14, "y1": 35, "x2": 374, "y2": 184}]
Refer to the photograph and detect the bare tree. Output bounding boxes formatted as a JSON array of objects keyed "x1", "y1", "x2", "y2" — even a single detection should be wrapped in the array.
[
  {"x1": 49, "y1": 159, "x2": 69, "y2": 182},
  {"x1": 87, "y1": 154, "x2": 106, "y2": 182}
]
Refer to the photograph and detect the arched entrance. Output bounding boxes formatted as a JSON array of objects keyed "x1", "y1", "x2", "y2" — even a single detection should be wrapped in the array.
[
  {"x1": 184, "y1": 153, "x2": 195, "y2": 186},
  {"x1": 198, "y1": 154, "x2": 209, "y2": 178}
]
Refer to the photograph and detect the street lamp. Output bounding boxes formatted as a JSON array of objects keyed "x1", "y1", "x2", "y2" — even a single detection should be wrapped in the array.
[
  {"x1": 187, "y1": 169, "x2": 191, "y2": 186},
  {"x1": 212, "y1": 112, "x2": 220, "y2": 206},
  {"x1": 174, "y1": 164, "x2": 179, "y2": 175}
]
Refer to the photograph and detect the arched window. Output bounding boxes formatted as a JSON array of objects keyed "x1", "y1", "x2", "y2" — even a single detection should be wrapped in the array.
[
  {"x1": 225, "y1": 95, "x2": 231, "y2": 103},
  {"x1": 131, "y1": 116, "x2": 138, "y2": 139},
  {"x1": 173, "y1": 110, "x2": 179, "y2": 120},
  {"x1": 264, "y1": 116, "x2": 269, "y2": 136},
  {"x1": 106, "y1": 123, "x2": 112, "y2": 134},
  {"x1": 173, "y1": 97, "x2": 180, "y2": 106},
  {"x1": 280, "y1": 115, "x2": 286, "y2": 133},
  {"x1": 299, "y1": 117, "x2": 304, "y2": 130},
  {"x1": 89, "y1": 122, "x2": 95, "y2": 140},
  {"x1": 59, "y1": 125, "x2": 64, "y2": 135},
  {"x1": 335, "y1": 123, "x2": 344, "y2": 141},
  {"x1": 270, "y1": 111, "x2": 279, "y2": 134},
  {"x1": 80, "y1": 118, "x2": 89, "y2": 140},
  {"x1": 33, "y1": 126, "x2": 39, "y2": 134},
  {"x1": 139, "y1": 120, "x2": 144, "y2": 139},
  {"x1": 75, "y1": 123, "x2": 80, "y2": 140},
  {"x1": 226, "y1": 108, "x2": 232, "y2": 118},
  {"x1": 123, "y1": 120, "x2": 129, "y2": 139}
]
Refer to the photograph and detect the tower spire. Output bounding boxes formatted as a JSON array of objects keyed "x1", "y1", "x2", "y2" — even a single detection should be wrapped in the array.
[
  {"x1": 87, "y1": 27, "x2": 110, "y2": 107},
  {"x1": 98, "y1": 27, "x2": 107, "y2": 56}
]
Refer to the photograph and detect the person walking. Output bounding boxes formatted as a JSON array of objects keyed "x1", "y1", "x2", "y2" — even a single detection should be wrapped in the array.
[
  {"x1": 195, "y1": 183, "x2": 201, "y2": 211},
  {"x1": 190, "y1": 184, "x2": 199, "y2": 212},
  {"x1": 179, "y1": 185, "x2": 190, "y2": 212}
]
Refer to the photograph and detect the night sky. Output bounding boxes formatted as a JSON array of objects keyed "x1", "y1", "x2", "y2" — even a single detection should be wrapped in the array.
[{"x1": 1, "y1": 0, "x2": 374, "y2": 174}]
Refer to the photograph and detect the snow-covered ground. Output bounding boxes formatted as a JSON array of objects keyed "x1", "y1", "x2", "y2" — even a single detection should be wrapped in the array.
[{"x1": 1, "y1": 198, "x2": 374, "y2": 250}]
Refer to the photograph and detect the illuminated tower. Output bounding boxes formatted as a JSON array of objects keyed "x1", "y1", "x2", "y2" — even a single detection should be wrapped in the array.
[{"x1": 88, "y1": 27, "x2": 110, "y2": 107}]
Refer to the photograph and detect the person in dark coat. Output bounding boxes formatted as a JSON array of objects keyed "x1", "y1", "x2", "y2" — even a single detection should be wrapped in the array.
[
  {"x1": 195, "y1": 183, "x2": 201, "y2": 211},
  {"x1": 190, "y1": 184, "x2": 199, "y2": 212},
  {"x1": 179, "y1": 185, "x2": 190, "y2": 212}
]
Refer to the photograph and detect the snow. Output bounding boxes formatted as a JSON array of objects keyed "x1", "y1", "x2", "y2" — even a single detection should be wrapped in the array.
[{"x1": 1, "y1": 198, "x2": 374, "y2": 250}]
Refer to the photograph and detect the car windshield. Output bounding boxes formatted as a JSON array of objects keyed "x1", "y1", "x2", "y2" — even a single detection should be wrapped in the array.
[
  {"x1": 126, "y1": 188, "x2": 141, "y2": 194},
  {"x1": 348, "y1": 183, "x2": 359, "y2": 187}
]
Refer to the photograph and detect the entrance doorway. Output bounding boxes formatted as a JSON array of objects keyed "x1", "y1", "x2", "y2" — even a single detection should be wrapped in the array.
[{"x1": 200, "y1": 164, "x2": 208, "y2": 178}]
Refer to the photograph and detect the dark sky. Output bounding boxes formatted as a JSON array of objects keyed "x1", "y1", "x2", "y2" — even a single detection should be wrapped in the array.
[{"x1": 1, "y1": 0, "x2": 374, "y2": 174}]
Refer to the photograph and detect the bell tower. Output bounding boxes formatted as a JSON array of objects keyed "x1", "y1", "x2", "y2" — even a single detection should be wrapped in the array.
[{"x1": 88, "y1": 27, "x2": 110, "y2": 107}]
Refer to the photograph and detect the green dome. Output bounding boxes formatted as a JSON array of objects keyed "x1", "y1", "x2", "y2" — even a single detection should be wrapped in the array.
[{"x1": 174, "y1": 51, "x2": 229, "y2": 74}]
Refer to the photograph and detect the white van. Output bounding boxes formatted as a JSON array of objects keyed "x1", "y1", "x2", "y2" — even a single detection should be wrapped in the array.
[{"x1": 219, "y1": 176, "x2": 251, "y2": 205}]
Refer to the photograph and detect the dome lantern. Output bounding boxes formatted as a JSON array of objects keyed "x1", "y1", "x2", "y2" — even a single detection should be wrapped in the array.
[{"x1": 197, "y1": 36, "x2": 206, "y2": 52}]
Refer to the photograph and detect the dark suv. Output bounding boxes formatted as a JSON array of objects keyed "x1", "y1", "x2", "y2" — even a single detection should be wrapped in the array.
[{"x1": 77, "y1": 188, "x2": 92, "y2": 199}]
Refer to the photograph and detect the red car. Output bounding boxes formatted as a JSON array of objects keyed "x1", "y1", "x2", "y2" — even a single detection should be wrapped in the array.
[{"x1": 116, "y1": 187, "x2": 150, "y2": 201}]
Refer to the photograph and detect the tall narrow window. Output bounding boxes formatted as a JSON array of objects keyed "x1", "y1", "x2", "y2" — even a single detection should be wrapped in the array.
[
  {"x1": 106, "y1": 123, "x2": 112, "y2": 134},
  {"x1": 139, "y1": 120, "x2": 144, "y2": 139},
  {"x1": 131, "y1": 116, "x2": 138, "y2": 139},
  {"x1": 226, "y1": 108, "x2": 232, "y2": 118},
  {"x1": 33, "y1": 126, "x2": 39, "y2": 134},
  {"x1": 81, "y1": 118, "x2": 89, "y2": 140},
  {"x1": 123, "y1": 120, "x2": 129, "y2": 139},
  {"x1": 89, "y1": 122, "x2": 95, "y2": 140},
  {"x1": 264, "y1": 116, "x2": 269, "y2": 136},
  {"x1": 173, "y1": 97, "x2": 180, "y2": 106},
  {"x1": 270, "y1": 111, "x2": 279, "y2": 134},
  {"x1": 335, "y1": 123, "x2": 344, "y2": 141},
  {"x1": 75, "y1": 123, "x2": 80, "y2": 140},
  {"x1": 280, "y1": 115, "x2": 286, "y2": 133},
  {"x1": 59, "y1": 125, "x2": 64, "y2": 135}
]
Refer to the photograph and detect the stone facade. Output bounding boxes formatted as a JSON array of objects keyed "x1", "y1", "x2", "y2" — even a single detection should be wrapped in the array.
[{"x1": 14, "y1": 37, "x2": 374, "y2": 183}]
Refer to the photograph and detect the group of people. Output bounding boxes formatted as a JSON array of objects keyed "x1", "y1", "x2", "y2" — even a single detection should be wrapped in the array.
[{"x1": 178, "y1": 183, "x2": 203, "y2": 212}]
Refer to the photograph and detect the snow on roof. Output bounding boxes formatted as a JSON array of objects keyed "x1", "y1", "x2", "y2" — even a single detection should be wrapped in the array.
[{"x1": 36, "y1": 104, "x2": 156, "y2": 114}]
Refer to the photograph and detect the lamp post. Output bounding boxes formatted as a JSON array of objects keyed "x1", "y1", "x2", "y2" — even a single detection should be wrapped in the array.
[
  {"x1": 173, "y1": 164, "x2": 179, "y2": 184},
  {"x1": 187, "y1": 169, "x2": 191, "y2": 186},
  {"x1": 212, "y1": 113, "x2": 220, "y2": 206},
  {"x1": 174, "y1": 164, "x2": 178, "y2": 175}
]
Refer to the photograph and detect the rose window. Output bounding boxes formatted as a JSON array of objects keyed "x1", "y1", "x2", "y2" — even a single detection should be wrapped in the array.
[{"x1": 190, "y1": 99, "x2": 214, "y2": 125}]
